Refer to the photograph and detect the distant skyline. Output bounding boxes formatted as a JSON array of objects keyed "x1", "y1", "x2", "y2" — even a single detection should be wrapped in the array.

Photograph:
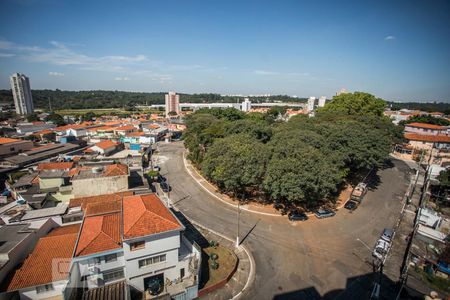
[{"x1": 0, "y1": 0, "x2": 449, "y2": 102}]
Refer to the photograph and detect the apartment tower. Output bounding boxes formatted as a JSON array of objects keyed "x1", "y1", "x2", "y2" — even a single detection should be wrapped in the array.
[
  {"x1": 165, "y1": 91, "x2": 180, "y2": 116},
  {"x1": 10, "y1": 73, "x2": 34, "y2": 115}
]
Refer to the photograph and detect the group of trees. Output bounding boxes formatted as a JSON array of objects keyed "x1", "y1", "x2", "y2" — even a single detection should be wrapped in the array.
[
  {"x1": 184, "y1": 92, "x2": 402, "y2": 209},
  {"x1": 402, "y1": 115, "x2": 450, "y2": 126}
]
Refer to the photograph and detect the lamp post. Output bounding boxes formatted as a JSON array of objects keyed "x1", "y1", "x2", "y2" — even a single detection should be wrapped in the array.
[{"x1": 236, "y1": 201, "x2": 240, "y2": 248}]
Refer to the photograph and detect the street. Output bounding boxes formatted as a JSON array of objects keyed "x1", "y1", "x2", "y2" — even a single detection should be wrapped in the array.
[{"x1": 156, "y1": 141, "x2": 412, "y2": 300}]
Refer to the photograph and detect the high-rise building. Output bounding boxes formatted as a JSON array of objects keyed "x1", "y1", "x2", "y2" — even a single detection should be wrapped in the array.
[
  {"x1": 318, "y1": 96, "x2": 326, "y2": 107},
  {"x1": 10, "y1": 73, "x2": 34, "y2": 115},
  {"x1": 336, "y1": 88, "x2": 347, "y2": 96},
  {"x1": 307, "y1": 96, "x2": 316, "y2": 112},
  {"x1": 241, "y1": 98, "x2": 252, "y2": 112},
  {"x1": 165, "y1": 91, "x2": 180, "y2": 116}
]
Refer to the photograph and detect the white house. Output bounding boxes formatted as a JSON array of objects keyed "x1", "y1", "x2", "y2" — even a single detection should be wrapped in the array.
[{"x1": 88, "y1": 140, "x2": 118, "y2": 156}]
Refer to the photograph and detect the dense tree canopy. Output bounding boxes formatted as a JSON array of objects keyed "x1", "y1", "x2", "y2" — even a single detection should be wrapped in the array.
[
  {"x1": 403, "y1": 115, "x2": 450, "y2": 126},
  {"x1": 184, "y1": 95, "x2": 399, "y2": 208},
  {"x1": 45, "y1": 113, "x2": 66, "y2": 126},
  {"x1": 319, "y1": 92, "x2": 386, "y2": 116}
]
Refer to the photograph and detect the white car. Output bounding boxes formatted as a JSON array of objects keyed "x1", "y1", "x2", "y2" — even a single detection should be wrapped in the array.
[{"x1": 372, "y1": 239, "x2": 390, "y2": 260}]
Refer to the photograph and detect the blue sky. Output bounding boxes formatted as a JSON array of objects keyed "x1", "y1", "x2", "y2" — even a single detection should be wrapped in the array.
[{"x1": 0, "y1": 0, "x2": 449, "y2": 101}]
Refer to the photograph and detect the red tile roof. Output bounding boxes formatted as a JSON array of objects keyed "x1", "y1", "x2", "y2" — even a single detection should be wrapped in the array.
[
  {"x1": 405, "y1": 133, "x2": 450, "y2": 143},
  {"x1": 69, "y1": 191, "x2": 133, "y2": 209},
  {"x1": 37, "y1": 162, "x2": 74, "y2": 171},
  {"x1": 93, "y1": 140, "x2": 117, "y2": 150},
  {"x1": 126, "y1": 131, "x2": 145, "y2": 137},
  {"x1": 123, "y1": 194, "x2": 182, "y2": 239},
  {"x1": 406, "y1": 122, "x2": 448, "y2": 130},
  {"x1": 104, "y1": 164, "x2": 128, "y2": 176},
  {"x1": 0, "y1": 137, "x2": 21, "y2": 145},
  {"x1": 75, "y1": 212, "x2": 122, "y2": 257},
  {"x1": 85, "y1": 199, "x2": 122, "y2": 216},
  {"x1": 6, "y1": 224, "x2": 80, "y2": 291}
]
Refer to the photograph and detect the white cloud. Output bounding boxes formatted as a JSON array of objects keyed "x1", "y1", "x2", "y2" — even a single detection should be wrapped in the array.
[
  {"x1": 253, "y1": 70, "x2": 279, "y2": 75},
  {"x1": 384, "y1": 35, "x2": 396, "y2": 41},
  {"x1": 49, "y1": 71, "x2": 64, "y2": 76},
  {"x1": 115, "y1": 77, "x2": 130, "y2": 81},
  {"x1": 0, "y1": 53, "x2": 15, "y2": 58}
]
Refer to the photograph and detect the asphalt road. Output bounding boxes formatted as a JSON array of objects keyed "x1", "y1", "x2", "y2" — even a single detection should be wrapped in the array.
[{"x1": 156, "y1": 141, "x2": 412, "y2": 300}]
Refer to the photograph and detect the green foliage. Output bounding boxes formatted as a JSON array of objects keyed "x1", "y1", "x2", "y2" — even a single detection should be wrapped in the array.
[
  {"x1": 26, "y1": 113, "x2": 39, "y2": 122},
  {"x1": 183, "y1": 103, "x2": 399, "y2": 207},
  {"x1": 147, "y1": 170, "x2": 159, "y2": 178},
  {"x1": 388, "y1": 101, "x2": 450, "y2": 114},
  {"x1": 319, "y1": 92, "x2": 386, "y2": 116},
  {"x1": 404, "y1": 115, "x2": 450, "y2": 126},
  {"x1": 168, "y1": 111, "x2": 177, "y2": 116},
  {"x1": 42, "y1": 132, "x2": 56, "y2": 142},
  {"x1": 82, "y1": 111, "x2": 97, "y2": 121},
  {"x1": 45, "y1": 113, "x2": 66, "y2": 126}
]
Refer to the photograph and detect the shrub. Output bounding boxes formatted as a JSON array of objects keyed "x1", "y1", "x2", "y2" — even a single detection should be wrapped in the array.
[
  {"x1": 210, "y1": 253, "x2": 218, "y2": 260},
  {"x1": 210, "y1": 261, "x2": 219, "y2": 270}
]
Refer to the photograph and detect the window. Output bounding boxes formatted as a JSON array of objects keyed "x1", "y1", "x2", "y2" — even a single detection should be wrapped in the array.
[
  {"x1": 9, "y1": 147, "x2": 15, "y2": 152},
  {"x1": 103, "y1": 269, "x2": 125, "y2": 283},
  {"x1": 180, "y1": 268, "x2": 185, "y2": 279},
  {"x1": 36, "y1": 284, "x2": 54, "y2": 294},
  {"x1": 138, "y1": 254, "x2": 166, "y2": 268},
  {"x1": 88, "y1": 257, "x2": 100, "y2": 266},
  {"x1": 130, "y1": 241, "x2": 145, "y2": 251},
  {"x1": 104, "y1": 253, "x2": 117, "y2": 263}
]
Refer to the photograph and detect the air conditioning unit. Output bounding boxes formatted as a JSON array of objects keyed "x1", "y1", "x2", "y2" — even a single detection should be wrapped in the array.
[{"x1": 87, "y1": 265, "x2": 99, "y2": 274}]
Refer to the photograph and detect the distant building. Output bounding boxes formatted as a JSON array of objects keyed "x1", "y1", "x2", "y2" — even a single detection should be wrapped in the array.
[
  {"x1": 318, "y1": 96, "x2": 326, "y2": 107},
  {"x1": 307, "y1": 97, "x2": 316, "y2": 112},
  {"x1": 10, "y1": 73, "x2": 34, "y2": 115},
  {"x1": 0, "y1": 138, "x2": 33, "y2": 157},
  {"x1": 336, "y1": 88, "x2": 347, "y2": 96},
  {"x1": 241, "y1": 98, "x2": 252, "y2": 112},
  {"x1": 165, "y1": 92, "x2": 180, "y2": 116}
]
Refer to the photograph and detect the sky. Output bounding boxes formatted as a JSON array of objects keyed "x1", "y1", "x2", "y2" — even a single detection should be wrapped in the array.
[{"x1": 0, "y1": 0, "x2": 449, "y2": 102}]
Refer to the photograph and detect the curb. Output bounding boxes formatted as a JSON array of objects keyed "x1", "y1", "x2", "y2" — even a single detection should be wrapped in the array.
[{"x1": 182, "y1": 151, "x2": 282, "y2": 217}]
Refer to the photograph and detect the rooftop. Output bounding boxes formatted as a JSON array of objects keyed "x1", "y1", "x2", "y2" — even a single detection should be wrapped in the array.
[
  {"x1": 69, "y1": 191, "x2": 133, "y2": 209},
  {"x1": 6, "y1": 224, "x2": 80, "y2": 291},
  {"x1": 114, "y1": 125, "x2": 135, "y2": 131},
  {"x1": 406, "y1": 122, "x2": 448, "y2": 130},
  {"x1": 21, "y1": 203, "x2": 68, "y2": 221},
  {"x1": 81, "y1": 280, "x2": 127, "y2": 300},
  {"x1": 93, "y1": 140, "x2": 117, "y2": 150},
  {"x1": 72, "y1": 164, "x2": 128, "y2": 180},
  {"x1": 38, "y1": 169, "x2": 68, "y2": 179},
  {"x1": 123, "y1": 194, "x2": 182, "y2": 240},
  {"x1": 37, "y1": 162, "x2": 74, "y2": 171},
  {"x1": 0, "y1": 138, "x2": 21, "y2": 145},
  {"x1": 404, "y1": 133, "x2": 450, "y2": 143}
]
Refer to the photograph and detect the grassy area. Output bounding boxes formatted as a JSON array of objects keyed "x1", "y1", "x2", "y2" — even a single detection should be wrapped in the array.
[
  {"x1": 200, "y1": 244, "x2": 238, "y2": 289},
  {"x1": 413, "y1": 268, "x2": 450, "y2": 294}
]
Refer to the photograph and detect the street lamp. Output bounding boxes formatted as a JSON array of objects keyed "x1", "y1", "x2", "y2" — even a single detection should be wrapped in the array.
[{"x1": 236, "y1": 201, "x2": 240, "y2": 248}]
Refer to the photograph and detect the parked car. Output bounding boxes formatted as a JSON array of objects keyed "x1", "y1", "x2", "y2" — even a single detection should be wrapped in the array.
[
  {"x1": 160, "y1": 181, "x2": 170, "y2": 193},
  {"x1": 344, "y1": 200, "x2": 359, "y2": 210},
  {"x1": 314, "y1": 209, "x2": 336, "y2": 219},
  {"x1": 372, "y1": 239, "x2": 390, "y2": 260},
  {"x1": 288, "y1": 211, "x2": 308, "y2": 221},
  {"x1": 351, "y1": 182, "x2": 368, "y2": 202},
  {"x1": 381, "y1": 228, "x2": 394, "y2": 243}
]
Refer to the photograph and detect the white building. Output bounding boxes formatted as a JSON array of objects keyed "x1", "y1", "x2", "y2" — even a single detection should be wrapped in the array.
[
  {"x1": 307, "y1": 97, "x2": 316, "y2": 112},
  {"x1": 318, "y1": 96, "x2": 326, "y2": 107},
  {"x1": 165, "y1": 92, "x2": 180, "y2": 117},
  {"x1": 10, "y1": 73, "x2": 34, "y2": 115},
  {"x1": 241, "y1": 98, "x2": 252, "y2": 112}
]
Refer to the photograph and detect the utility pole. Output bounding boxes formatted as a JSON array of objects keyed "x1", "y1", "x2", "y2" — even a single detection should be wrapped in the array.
[{"x1": 236, "y1": 201, "x2": 240, "y2": 248}]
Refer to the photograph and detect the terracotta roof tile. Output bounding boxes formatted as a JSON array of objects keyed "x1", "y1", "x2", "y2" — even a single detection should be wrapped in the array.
[
  {"x1": 126, "y1": 131, "x2": 145, "y2": 137},
  {"x1": 69, "y1": 191, "x2": 133, "y2": 209},
  {"x1": 406, "y1": 122, "x2": 448, "y2": 130},
  {"x1": 405, "y1": 133, "x2": 450, "y2": 143},
  {"x1": 6, "y1": 224, "x2": 80, "y2": 291},
  {"x1": 93, "y1": 140, "x2": 117, "y2": 150},
  {"x1": 37, "y1": 162, "x2": 74, "y2": 171},
  {"x1": 85, "y1": 199, "x2": 121, "y2": 216},
  {"x1": 103, "y1": 164, "x2": 128, "y2": 177},
  {"x1": 123, "y1": 194, "x2": 182, "y2": 239},
  {"x1": 0, "y1": 137, "x2": 21, "y2": 145},
  {"x1": 75, "y1": 212, "x2": 122, "y2": 257},
  {"x1": 114, "y1": 125, "x2": 135, "y2": 131}
]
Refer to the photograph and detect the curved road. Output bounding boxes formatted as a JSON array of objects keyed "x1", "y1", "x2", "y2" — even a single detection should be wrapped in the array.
[{"x1": 157, "y1": 142, "x2": 411, "y2": 300}]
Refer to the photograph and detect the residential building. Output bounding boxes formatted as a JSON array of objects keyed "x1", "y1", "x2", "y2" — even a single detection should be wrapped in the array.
[
  {"x1": 404, "y1": 133, "x2": 450, "y2": 150},
  {"x1": 114, "y1": 125, "x2": 136, "y2": 136},
  {"x1": 241, "y1": 98, "x2": 252, "y2": 112},
  {"x1": 307, "y1": 97, "x2": 316, "y2": 112},
  {"x1": 37, "y1": 161, "x2": 74, "y2": 172},
  {"x1": 10, "y1": 73, "x2": 34, "y2": 115},
  {"x1": 318, "y1": 96, "x2": 326, "y2": 107},
  {"x1": 4, "y1": 224, "x2": 81, "y2": 299},
  {"x1": 71, "y1": 164, "x2": 129, "y2": 197},
  {"x1": 88, "y1": 140, "x2": 118, "y2": 156},
  {"x1": 404, "y1": 122, "x2": 448, "y2": 136},
  {"x1": 165, "y1": 92, "x2": 180, "y2": 116},
  {"x1": 0, "y1": 138, "x2": 33, "y2": 157}
]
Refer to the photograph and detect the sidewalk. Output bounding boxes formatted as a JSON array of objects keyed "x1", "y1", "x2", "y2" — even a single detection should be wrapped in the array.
[{"x1": 170, "y1": 208, "x2": 255, "y2": 300}]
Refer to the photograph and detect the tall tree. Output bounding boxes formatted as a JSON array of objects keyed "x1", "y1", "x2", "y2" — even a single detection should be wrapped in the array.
[{"x1": 319, "y1": 92, "x2": 386, "y2": 116}]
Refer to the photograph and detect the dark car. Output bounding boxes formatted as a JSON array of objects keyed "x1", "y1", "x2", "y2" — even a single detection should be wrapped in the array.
[
  {"x1": 160, "y1": 181, "x2": 170, "y2": 193},
  {"x1": 314, "y1": 209, "x2": 336, "y2": 219},
  {"x1": 288, "y1": 211, "x2": 308, "y2": 221},
  {"x1": 344, "y1": 200, "x2": 358, "y2": 210}
]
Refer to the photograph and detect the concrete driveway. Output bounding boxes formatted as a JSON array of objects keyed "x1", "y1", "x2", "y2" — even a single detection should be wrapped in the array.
[{"x1": 156, "y1": 142, "x2": 412, "y2": 300}]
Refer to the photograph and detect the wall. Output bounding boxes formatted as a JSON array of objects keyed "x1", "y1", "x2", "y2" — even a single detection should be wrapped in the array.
[
  {"x1": 72, "y1": 175, "x2": 128, "y2": 197},
  {"x1": 39, "y1": 177, "x2": 64, "y2": 190},
  {"x1": 0, "y1": 141, "x2": 33, "y2": 156},
  {"x1": 405, "y1": 126, "x2": 447, "y2": 136},
  {"x1": 123, "y1": 230, "x2": 182, "y2": 291},
  {"x1": 18, "y1": 280, "x2": 67, "y2": 300}
]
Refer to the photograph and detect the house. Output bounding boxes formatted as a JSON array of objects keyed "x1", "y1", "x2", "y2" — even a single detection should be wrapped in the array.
[
  {"x1": 71, "y1": 193, "x2": 200, "y2": 299},
  {"x1": 114, "y1": 125, "x2": 136, "y2": 136},
  {"x1": 4, "y1": 224, "x2": 81, "y2": 300},
  {"x1": 71, "y1": 164, "x2": 129, "y2": 197},
  {"x1": 69, "y1": 191, "x2": 134, "y2": 210},
  {"x1": 37, "y1": 161, "x2": 74, "y2": 171},
  {"x1": 0, "y1": 138, "x2": 33, "y2": 157},
  {"x1": 88, "y1": 140, "x2": 118, "y2": 156},
  {"x1": 405, "y1": 122, "x2": 448, "y2": 136},
  {"x1": 404, "y1": 133, "x2": 450, "y2": 150},
  {"x1": 0, "y1": 219, "x2": 57, "y2": 284}
]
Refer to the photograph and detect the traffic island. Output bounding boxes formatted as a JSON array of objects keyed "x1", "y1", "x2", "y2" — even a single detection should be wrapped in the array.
[{"x1": 198, "y1": 243, "x2": 239, "y2": 297}]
